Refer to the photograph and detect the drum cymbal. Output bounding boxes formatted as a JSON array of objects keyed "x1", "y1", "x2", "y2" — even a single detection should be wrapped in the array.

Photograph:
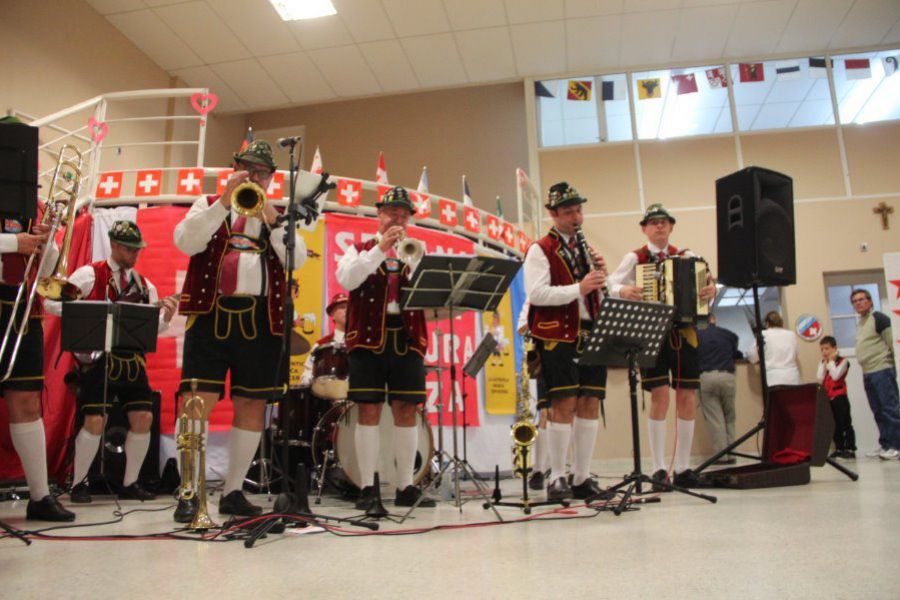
[{"x1": 291, "y1": 330, "x2": 311, "y2": 355}]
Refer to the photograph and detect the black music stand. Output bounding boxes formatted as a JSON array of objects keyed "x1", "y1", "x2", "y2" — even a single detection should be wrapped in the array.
[
  {"x1": 397, "y1": 254, "x2": 521, "y2": 523},
  {"x1": 579, "y1": 298, "x2": 717, "y2": 512},
  {"x1": 61, "y1": 301, "x2": 159, "y2": 487}
]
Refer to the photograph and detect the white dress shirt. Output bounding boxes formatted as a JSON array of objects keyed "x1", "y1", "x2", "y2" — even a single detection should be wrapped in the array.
[
  {"x1": 607, "y1": 241, "x2": 696, "y2": 298},
  {"x1": 816, "y1": 358, "x2": 849, "y2": 384},
  {"x1": 0, "y1": 233, "x2": 60, "y2": 284},
  {"x1": 300, "y1": 328, "x2": 345, "y2": 387},
  {"x1": 173, "y1": 195, "x2": 307, "y2": 295},
  {"x1": 44, "y1": 258, "x2": 170, "y2": 334},
  {"x1": 748, "y1": 327, "x2": 801, "y2": 386},
  {"x1": 523, "y1": 232, "x2": 597, "y2": 320},
  {"x1": 335, "y1": 233, "x2": 421, "y2": 314}
]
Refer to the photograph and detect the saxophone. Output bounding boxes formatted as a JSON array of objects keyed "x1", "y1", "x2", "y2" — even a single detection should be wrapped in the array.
[{"x1": 511, "y1": 333, "x2": 538, "y2": 476}]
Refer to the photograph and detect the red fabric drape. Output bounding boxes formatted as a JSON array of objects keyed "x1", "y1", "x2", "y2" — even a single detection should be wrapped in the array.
[{"x1": 0, "y1": 211, "x2": 93, "y2": 482}]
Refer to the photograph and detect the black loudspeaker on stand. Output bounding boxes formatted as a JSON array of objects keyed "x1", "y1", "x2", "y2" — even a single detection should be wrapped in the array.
[{"x1": 715, "y1": 166, "x2": 795, "y2": 288}]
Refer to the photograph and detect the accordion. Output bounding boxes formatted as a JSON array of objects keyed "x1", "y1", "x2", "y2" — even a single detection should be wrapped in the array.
[{"x1": 635, "y1": 256, "x2": 710, "y2": 326}]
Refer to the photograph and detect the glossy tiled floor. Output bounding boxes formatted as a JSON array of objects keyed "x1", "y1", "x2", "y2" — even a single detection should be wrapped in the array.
[{"x1": 2, "y1": 456, "x2": 898, "y2": 599}]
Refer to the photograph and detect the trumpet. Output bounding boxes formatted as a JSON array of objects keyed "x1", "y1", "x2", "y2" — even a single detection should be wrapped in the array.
[
  {"x1": 231, "y1": 180, "x2": 266, "y2": 219},
  {"x1": 395, "y1": 231, "x2": 425, "y2": 264},
  {"x1": 0, "y1": 145, "x2": 82, "y2": 382},
  {"x1": 177, "y1": 379, "x2": 217, "y2": 530}
]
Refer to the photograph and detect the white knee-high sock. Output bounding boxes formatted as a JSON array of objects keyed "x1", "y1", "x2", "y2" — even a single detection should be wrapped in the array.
[
  {"x1": 355, "y1": 424, "x2": 380, "y2": 488},
  {"x1": 393, "y1": 425, "x2": 418, "y2": 490},
  {"x1": 9, "y1": 419, "x2": 50, "y2": 500},
  {"x1": 534, "y1": 426, "x2": 548, "y2": 473},
  {"x1": 123, "y1": 431, "x2": 151, "y2": 487},
  {"x1": 571, "y1": 417, "x2": 599, "y2": 486},
  {"x1": 647, "y1": 418, "x2": 667, "y2": 473},
  {"x1": 72, "y1": 428, "x2": 101, "y2": 486},
  {"x1": 547, "y1": 421, "x2": 572, "y2": 483},
  {"x1": 223, "y1": 427, "x2": 261, "y2": 495},
  {"x1": 674, "y1": 418, "x2": 695, "y2": 474}
]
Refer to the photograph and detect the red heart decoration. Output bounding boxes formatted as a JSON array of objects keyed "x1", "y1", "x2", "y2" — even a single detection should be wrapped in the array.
[
  {"x1": 191, "y1": 92, "x2": 219, "y2": 116},
  {"x1": 88, "y1": 117, "x2": 108, "y2": 144}
]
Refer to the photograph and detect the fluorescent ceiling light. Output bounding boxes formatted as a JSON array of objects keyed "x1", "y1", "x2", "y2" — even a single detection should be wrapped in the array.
[{"x1": 269, "y1": 0, "x2": 336, "y2": 21}]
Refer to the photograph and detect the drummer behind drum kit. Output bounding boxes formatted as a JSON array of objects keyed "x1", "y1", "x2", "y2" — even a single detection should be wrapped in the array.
[{"x1": 276, "y1": 341, "x2": 434, "y2": 504}]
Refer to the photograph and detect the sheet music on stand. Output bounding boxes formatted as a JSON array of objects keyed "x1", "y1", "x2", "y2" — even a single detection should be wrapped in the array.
[{"x1": 579, "y1": 298, "x2": 673, "y2": 368}]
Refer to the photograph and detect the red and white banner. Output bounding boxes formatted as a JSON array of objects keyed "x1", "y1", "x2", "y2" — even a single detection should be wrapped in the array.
[
  {"x1": 96, "y1": 171, "x2": 123, "y2": 199},
  {"x1": 216, "y1": 169, "x2": 233, "y2": 194},
  {"x1": 266, "y1": 172, "x2": 285, "y2": 199},
  {"x1": 326, "y1": 213, "x2": 481, "y2": 426},
  {"x1": 413, "y1": 192, "x2": 431, "y2": 219},
  {"x1": 438, "y1": 199, "x2": 458, "y2": 227},
  {"x1": 463, "y1": 207, "x2": 480, "y2": 233},
  {"x1": 176, "y1": 168, "x2": 204, "y2": 196},
  {"x1": 134, "y1": 170, "x2": 162, "y2": 197},
  {"x1": 502, "y1": 222, "x2": 515, "y2": 248},
  {"x1": 486, "y1": 215, "x2": 502, "y2": 240},
  {"x1": 336, "y1": 179, "x2": 362, "y2": 207}
]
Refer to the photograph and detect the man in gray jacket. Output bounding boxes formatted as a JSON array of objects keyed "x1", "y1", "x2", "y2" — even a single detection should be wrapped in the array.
[{"x1": 851, "y1": 288, "x2": 900, "y2": 460}]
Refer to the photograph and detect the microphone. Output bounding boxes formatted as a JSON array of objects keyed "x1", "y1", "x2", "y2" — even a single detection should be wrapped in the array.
[{"x1": 277, "y1": 136, "x2": 302, "y2": 148}]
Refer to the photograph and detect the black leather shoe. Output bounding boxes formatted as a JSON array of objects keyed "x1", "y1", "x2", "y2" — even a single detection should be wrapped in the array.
[
  {"x1": 546, "y1": 476, "x2": 572, "y2": 501},
  {"x1": 840, "y1": 450, "x2": 856, "y2": 459},
  {"x1": 528, "y1": 470, "x2": 545, "y2": 491},
  {"x1": 394, "y1": 485, "x2": 436, "y2": 507},
  {"x1": 651, "y1": 469, "x2": 670, "y2": 493},
  {"x1": 354, "y1": 486, "x2": 377, "y2": 511},
  {"x1": 673, "y1": 469, "x2": 701, "y2": 488},
  {"x1": 26, "y1": 495, "x2": 75, "y2": 522},
  {"x1": 118, "y1": 482, "x2": 156, "y2": 501},
  {"x1": 174, "y1": 497, "x2": 198, "y2": 523},
  {"x1": 69, "y1": 482, "x2": 92, "y2": 504},
  {"x1": 218, "y1": 490, "x2": 262, "y2": 516},
  {"x1": 571, "y1": 477, "x2": 611, "y2": 500}
]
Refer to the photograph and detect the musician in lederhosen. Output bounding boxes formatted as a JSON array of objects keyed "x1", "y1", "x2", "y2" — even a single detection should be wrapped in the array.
[
  {"x1": 607, "y1": 204, "x2": 715, "y2": 490},
  {"x1": 0, "y1": 140, "x2": 72, "y2": 520},
  {"x1": 173, "y1": 140, "x2": 308, "y2": 522},
  {"x1": 336, "y1": 186, "x2": 435, "y2": 510},
  {"x1": 299, "y1": 292, "x2": 348, "y2": 389},
  {"x1": 45, "y1": 221, "x2": 177, "y2": 503},
  {"x1": 524, "y1": 182, "x2": 608, "y2": 501}
]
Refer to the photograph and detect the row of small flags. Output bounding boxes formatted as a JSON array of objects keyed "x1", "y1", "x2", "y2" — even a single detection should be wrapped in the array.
[
  {"x1": 557, "y1": 55, "x2": 899, "y2": 101},
  {"x1": 95, "y1": 146, "x2": 532, "y2": 253}
]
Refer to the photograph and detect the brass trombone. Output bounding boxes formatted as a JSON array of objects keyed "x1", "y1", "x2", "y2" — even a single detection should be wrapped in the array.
[
  {"x1": 0, "y1": 144, "x2": 82, "y2": 382},
  {"x1": 177, "y1": 379, "x2": 217, "y2": 530}
]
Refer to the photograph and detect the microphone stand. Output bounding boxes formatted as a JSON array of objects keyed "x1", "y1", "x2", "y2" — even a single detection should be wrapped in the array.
[{"x1": 245, "y1": 148, "x2": 370, "y2": 547}]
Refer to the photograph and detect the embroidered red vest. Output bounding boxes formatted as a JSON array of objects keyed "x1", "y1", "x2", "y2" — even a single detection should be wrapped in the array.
[
  {"x1": 822, "y1": 357, "x2": 849, "y2": 399},
  {"x1": 527, "y1": 230, "x2": 584, "y2": 343},
  {"x1": 84, "y1": 260, "x2": 149, "y2": 303},
  {"x1": 345, "y1": 239, "x2": 428, "y2": 356},
  {"x1": 0, "y1": 215, "x2": 43, "y2": 317},
  {"x1": 177, "y1": 195, "x2": 286, "y2": 335},
  {"x1": 634, "y1": 244, "x2": 686, "y2": 264},
  {"x1": 314, "y1": 333, "x2": 334, "y2": 347}
]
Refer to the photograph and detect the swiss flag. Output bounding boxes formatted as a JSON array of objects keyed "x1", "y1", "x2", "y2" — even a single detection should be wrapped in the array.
[
  {"x1": 413, "y1": 192, "x2": 431, "y2": 219},
  {"x1": 134, "y1": 169, "x2": 162, "y2": 197},
  {"x1": 375, "y1": 151, "x2": 388, "y2": 184},
  {"x1": 216, "y1": 169, "x2": 234, "y2": 194},
  {"x1": 336, "y1": 178, "x2": 362, "y2": 207},
  {"x1": 95, "y1": 171, "x2": 124, "y2": 199},
  {"x1": 502, "y1": 223, "x2": 515, "y2": 247},
  {"x1": 463, "y1": 207, "x2": 480, "y2": 233},
  {"x1": 267, "y1": 172, "x2": 285, "y2": 198},
  {"x1": 486, "y1": 215, "x2": 502, "y2": 240},
  {"x1": 517, "y1": 231, "x2": 530, "y2": 253},
  {"x1": 438, "y1": 199, "x2": 458, "y2": 227},
  {"x1": 176, "y1": 168, "x2": 204, "y2": 195},
  {"x1": 310, "y1": 146, "x2": 324, "y2": 175}
]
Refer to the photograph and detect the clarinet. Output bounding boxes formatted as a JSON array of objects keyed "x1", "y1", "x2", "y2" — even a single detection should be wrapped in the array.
[{"x1": 574, "y1": 225, "x2": 609, "y2": 298}]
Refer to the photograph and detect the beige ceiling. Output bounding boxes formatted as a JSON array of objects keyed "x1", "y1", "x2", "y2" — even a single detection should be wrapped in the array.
[{"x1": 88, "y1": 0, "x2": 900, "y2": 114}]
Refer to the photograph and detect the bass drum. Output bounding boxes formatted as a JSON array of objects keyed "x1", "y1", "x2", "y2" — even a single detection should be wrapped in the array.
[{"x1": 312, "y1": 401, "x2": 434, "y2": 495}]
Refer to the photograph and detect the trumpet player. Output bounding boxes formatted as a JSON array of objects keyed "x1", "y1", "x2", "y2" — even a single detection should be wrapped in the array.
[
  {"x1": 336, "y1": 186, "x2": 435, "y2": 510},
  {"x1": 172, "y1": 139, "x2": 307, "y2": 522},
  {"x1": 523, "y1": 182, "x2": 608, "y2": 501},
  {"x1": 44, "y1": 221, "x2": 176, "y2": 503},
  {"x1": 0, "y1": 144, "x2": 69, "y2": 520}
]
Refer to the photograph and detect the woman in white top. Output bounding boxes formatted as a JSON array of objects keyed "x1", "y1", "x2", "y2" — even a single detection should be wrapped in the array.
[{"x1": 748, "y1": 311, "x2": 802, "y2": 386}]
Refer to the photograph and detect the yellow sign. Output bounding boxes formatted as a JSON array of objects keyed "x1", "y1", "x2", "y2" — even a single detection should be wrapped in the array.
[
  {"x1": 484, "y1": 291, "x2": 517, "y2": 414},
  {"x1": 637, "y1": 77, "x2": 661, "y2": 100},
  {"x1": 289, "y1": 216, "x2": 326, "y2": 387}
]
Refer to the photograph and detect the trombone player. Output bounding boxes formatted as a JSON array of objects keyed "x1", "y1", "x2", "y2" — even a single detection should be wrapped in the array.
[
  {"x1": 336, "y1": 186, "x2": 434, "y2": 510},
  {"x1": 1, "y1": 116, "x2": 71, "y2": 521},
  {"x1": 172, "y1": 139, "x2": 307, "y2": 523}
]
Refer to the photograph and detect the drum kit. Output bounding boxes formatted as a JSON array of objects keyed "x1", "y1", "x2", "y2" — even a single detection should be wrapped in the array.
[{"x1": 274, "y1": 341, "x2": 435, "y2": 504}]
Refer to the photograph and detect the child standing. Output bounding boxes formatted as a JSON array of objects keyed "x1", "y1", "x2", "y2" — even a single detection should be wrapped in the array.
[{"x1": 817, "y1": 336, "x2": 857, "y2": 459}]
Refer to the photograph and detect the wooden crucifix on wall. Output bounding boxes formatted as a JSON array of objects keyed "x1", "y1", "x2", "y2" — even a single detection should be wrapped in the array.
[{"x1": 872, "y1": 202, "x2": 894, "y2": 230}]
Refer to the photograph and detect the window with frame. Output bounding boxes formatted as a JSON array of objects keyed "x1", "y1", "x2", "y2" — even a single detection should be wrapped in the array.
[
  {"x1": 536, "y1": 75, "x2": 633, "y2": 147},
  {"x1": 833, "y1": 49, "x2": 900, "y2": 125}
]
